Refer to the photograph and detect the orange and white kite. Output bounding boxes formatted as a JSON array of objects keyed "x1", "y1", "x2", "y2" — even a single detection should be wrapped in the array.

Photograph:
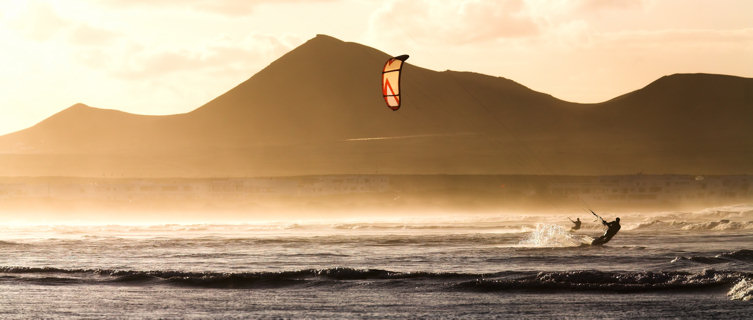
[{"x1": 381, "y1": 55, "x2": 409, "y2": 111}]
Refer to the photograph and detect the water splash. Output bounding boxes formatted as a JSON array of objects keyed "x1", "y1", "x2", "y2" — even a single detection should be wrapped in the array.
[
  {"x1": 518, "y1": 224, "x2": 589, "y2": 247},
  {"x1": 728, "y1": 278, "x2": 753, "y2": 301}
]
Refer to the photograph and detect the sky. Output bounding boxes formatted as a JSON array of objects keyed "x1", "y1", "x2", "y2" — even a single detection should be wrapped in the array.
[{"x1": 0, "y1": 0, "x2": 751, "y2": 136}]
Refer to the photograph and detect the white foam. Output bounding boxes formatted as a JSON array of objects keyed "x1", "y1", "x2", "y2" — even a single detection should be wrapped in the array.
[
  {"x1": 518, "y1": 224, "x2": 590, "y2": 247},
  {"x1": 728, "y1": 278, "x2": 753, "y2": 301}
]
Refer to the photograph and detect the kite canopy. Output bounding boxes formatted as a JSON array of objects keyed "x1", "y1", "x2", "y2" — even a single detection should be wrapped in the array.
[{"x1": 382, "y1": 54, "x2": 409, "y2": 111}]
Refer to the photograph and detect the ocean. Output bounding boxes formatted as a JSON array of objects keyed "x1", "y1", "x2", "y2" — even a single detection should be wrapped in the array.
[{"x1": 1, "y1": 205, "x2": 752, "y2": 319}]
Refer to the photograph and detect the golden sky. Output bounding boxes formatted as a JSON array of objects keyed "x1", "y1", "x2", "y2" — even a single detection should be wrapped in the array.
[{"x1": 1, "y1": 0, "x2": 751, "y2": 135}]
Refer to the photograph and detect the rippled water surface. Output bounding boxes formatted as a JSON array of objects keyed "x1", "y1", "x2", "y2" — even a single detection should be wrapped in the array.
[{"x1": 1, "y1": 205, "x2": 752, "y2": 319}]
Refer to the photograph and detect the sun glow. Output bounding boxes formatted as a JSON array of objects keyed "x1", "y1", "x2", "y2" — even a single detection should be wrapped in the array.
[{"x1": 0, "y1": 0, "x2": 27, "y2": 19}]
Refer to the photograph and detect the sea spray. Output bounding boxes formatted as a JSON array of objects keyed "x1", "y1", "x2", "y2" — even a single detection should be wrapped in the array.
[
  {"x1": 728, "y1": 278, "x2": 753, "y2": 301},
  {"x1": 518, "y1": 224, "x2": 587, "y2": 247}
]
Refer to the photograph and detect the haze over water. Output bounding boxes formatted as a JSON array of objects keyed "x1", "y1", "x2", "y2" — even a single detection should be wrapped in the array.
[
  {"x1": 0, "y1": 205, "x2": 751, "y2": 318},
  {"x1": 2, "y1": 2, "x2": 752, "y2": 318}
]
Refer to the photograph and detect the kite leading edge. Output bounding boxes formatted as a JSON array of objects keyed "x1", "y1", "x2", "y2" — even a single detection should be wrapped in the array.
[{"x1": 382, "y1": 54, "x2": 409, "y2": 111}]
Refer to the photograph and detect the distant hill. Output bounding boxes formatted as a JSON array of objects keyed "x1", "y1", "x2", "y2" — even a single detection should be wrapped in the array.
[{"x1": 0, "y1": 34, "x2": 751, "y2": 177}]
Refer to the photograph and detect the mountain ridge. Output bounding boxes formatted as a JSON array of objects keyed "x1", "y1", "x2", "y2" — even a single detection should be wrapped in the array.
[{"x1": 0, "y1": 34, "x2": 751, "y2": 176}]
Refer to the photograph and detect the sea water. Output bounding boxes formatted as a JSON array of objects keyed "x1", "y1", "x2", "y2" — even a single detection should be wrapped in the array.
[{"x1": 1, "y1": 205, "x2": 752, "y2": 319}]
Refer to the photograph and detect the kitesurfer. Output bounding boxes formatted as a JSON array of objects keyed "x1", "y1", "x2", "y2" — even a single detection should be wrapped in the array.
[
  {"x1": 591, "y1": 215, "x2": 620, "y2": 246},
  {"x1": 569, "y1": 217, "x2": 581, "y2": 231}
]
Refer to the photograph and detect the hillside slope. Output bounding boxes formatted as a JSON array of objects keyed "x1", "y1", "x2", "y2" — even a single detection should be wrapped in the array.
[{"x1": 0, "y1": 35, "x2": 750, "y2": 176}]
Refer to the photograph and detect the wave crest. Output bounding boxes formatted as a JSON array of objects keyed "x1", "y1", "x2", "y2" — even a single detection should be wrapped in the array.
[
  {"x1": 717, "y1": 249, "x2": 753, "y2": 262},
  {"x1": 0, "y1": 266, "x2": 477, "y2": 288},
  {"x1": 456, "y1": 269, "x2": 742, "y2": 294},
  {"x1": 0, "y1": 240, "x2": 18, "y2": 246},
  {"x1": 728, "y1": 278, "x2": 753, "y2": 301},
  {"x1": 671, "y1": 249, "x2": 753, "y2": 265},
  {"x1": 2, "y1": 266, "x2": 750, "y2": 300},
  {"x1": 631, "y1": 219, "x2": 753, "y2": 232}
]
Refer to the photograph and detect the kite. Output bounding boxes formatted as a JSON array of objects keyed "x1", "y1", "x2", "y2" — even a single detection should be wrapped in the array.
[{"x1": 381, "y1": 54, "x2": 409, "y2": 111}]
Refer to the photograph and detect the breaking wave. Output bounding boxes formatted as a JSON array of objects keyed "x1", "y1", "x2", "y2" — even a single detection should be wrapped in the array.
[
  {"x1": 455, "y1": 269, "x2": 746, "y2": 295},
  {"x1": 728, "y1": 277, "x2": 753, "y2": 301},
  {"x1": 2, "y1": 266, "x2": 749, "y2": 300},
  {"x1": 631, "y1": 219, "x2": 753, "y2": 232},
  {"x1": 624, "y1": 204, "x2": 753, "y2": 232},
  {"x1": 0, "y1": 267, "x2": 477, "y2": 289}
]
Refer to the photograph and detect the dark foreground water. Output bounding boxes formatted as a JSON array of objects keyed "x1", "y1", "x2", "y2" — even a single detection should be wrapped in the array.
[{"x1": 1, "y1": 205, "x2": 752, "y2": 319}]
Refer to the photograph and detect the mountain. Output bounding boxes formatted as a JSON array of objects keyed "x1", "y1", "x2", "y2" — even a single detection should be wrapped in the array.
[{"x1": 0, "y1": 34, "x2": 751, "y2": 177}]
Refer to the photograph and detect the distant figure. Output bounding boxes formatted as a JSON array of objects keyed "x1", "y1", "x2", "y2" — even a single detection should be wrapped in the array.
[
  {"x1": 591, "y1": 217, "x2": 621, "y2": 246},
  {"x1": 569, "y1": 217, "x2": 581, "y2": 231}
]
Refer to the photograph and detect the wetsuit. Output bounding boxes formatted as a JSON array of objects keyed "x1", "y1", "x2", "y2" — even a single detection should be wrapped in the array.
[
  {"x1": 570, "y1": 219, "x2": 581, "y2": 231},
  {"x1": 591, "y1": 219, "x2": 620, "y2": 246}
]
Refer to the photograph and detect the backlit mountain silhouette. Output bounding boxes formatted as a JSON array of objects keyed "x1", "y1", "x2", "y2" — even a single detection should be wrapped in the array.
[{"x1": 1, "y1": 35, "x2": 751, "y2": 177}]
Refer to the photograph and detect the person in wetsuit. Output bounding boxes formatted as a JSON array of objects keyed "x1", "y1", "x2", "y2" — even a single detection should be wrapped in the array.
[
  {"x1": 591, "y1": 217, "x2": 620, "y2": 246},
  {"x1": 569, "y1": 217, "x2": 581, "y2": 231}
]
